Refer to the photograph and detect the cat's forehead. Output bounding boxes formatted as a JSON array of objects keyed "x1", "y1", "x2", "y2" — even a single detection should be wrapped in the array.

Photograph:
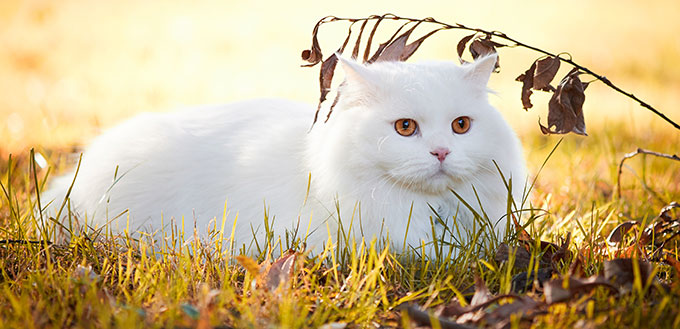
[
  {"x1": 368, "y1": 61, "x2": 476, "y2": 95},
  {"x1": 367, "y1": 61, "x2": 482, "y2": 113}
]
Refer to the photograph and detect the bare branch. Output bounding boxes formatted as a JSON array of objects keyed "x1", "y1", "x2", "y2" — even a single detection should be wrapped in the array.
[
  {"x1": 616, "y1": 148, "x2": 680, "y2": 197},
  {"x1": 301, "y1": 14, "x2": 680, "y2": 132}
]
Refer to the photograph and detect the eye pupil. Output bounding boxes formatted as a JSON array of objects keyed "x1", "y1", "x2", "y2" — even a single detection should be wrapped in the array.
[
  {"x1": 395, "y1": 118, "x2": 418, "y2": 136},
  {"x1": 452, "y1": 116, "x2": 471, "y2": 134}
]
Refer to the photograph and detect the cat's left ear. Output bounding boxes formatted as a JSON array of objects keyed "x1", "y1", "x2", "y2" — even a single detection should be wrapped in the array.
[
  {"x1": 337, "y1": 55, "x2": 376, "y2": 87},
  {"x1": 464, "y1": 54, "x2": 497, "y2": 86}
]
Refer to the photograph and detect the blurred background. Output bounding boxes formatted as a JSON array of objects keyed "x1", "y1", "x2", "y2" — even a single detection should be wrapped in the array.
[{"x1": 1, "y1": 0, "x2": 679, "y2": 154}]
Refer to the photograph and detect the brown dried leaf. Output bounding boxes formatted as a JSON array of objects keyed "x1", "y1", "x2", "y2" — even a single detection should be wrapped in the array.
[
  {"x1": 471, "y1": 276, "x2": 493, "y2": 306},
  {"x1": 351, "y1": 20, "x2": 368, "y2": 60},
  {"x1": 301, "y1": 22, "x2": 324, "y2": 67},
  {"x1": 339, "y1": 25, "x2": 353, "y2": 54},
  {"x1": 440, "y1": 299, "x2": 468, "y2": 318},
  {"x1": 495, "y1": 243, "x2": 532, "y2": 269},
  {"x1": 551, "y1": 232, "x2": 572, "y2": 265},
  {"x1": 512, "y1": 214, "x2": 532, "y2": 243},
  {"x1": 375, "y1": 21, "x2": 423, "y2": 62},
  {"x1": 607, "y1": 221, "x2": 639, "y2": 245},
  {"x1": 263, "y1": 250, "x2": 298, "y2": 291},
  {"x1": 484, "y1": 296, "x2": 540, "y2": 325},
  {"x1": 367, "y1": 22, "x2": 409, "y2": 63},
  {"x1": 541, "y1": 68, "x2": 588, "y2": 135},
  {"x1": 318, "y1": 55, "x2": 338, "y2": 104},
  {"x1": 469, "y1": 39, "x2": 495, "y2": 59},
  {"x1": 544, "y1": 276, "x2": 618, "y2": 304},
  {"x1": 469, "y1": 38, "x2": 501, "y2": 71},
  {"x1": 640, "y1": 222, "x2": 660, "y2": 245},
  {"x1": 532, "y1": 56, "x2": 560, "y2": 91},
  {"x1": 665, "y1": 254, "x2": 680, "y2": 276},
  {"x1": 659, "y1": 201, "x2": 680, "y2": 222},
  {"x1": 362, "y1": 16, "x2": 386, "y2": 63},
  {"x1": 310, "y1": 53, "x2": 340, "y2": 125},
  {"x1": 399, "y1": 304, "x2": 468, "y2": 329},
  {"x1": 456, "y1": 33, "x2": 477, "y2": 63},
  {"x1": 400, "y1": 28, "x2": 444, "y2": 61},
  {"x1": 604, "y1": 258, "x2": 653, "y2": 292},
  {"x1": 516, "y1": 62, "x2": 536, "y2": 110},
  {"x1": 511, "y1": 268, "x2": 554, "y2": 293}
]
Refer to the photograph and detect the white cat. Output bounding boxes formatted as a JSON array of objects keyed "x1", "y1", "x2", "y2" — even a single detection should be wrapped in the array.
[{"x1": 41, "y1": 54, "x2": 526, "y2": 257}]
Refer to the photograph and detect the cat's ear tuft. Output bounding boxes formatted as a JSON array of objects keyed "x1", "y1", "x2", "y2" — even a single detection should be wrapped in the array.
[
  {"x1": 337, "y1": 55, "x2": 374, "y2": 86},
  {"x1": 464, "y1": 54, "x2": 497, "y2": 86}
]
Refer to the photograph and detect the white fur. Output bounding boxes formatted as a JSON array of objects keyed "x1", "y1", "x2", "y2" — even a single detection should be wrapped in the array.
[{"x1": 41, "y1": 55, "x2": 526, "y2": 256}]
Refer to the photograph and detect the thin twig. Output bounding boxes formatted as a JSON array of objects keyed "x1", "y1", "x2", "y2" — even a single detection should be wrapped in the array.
[{"x1": 616, "y1": 148, "x2": 680, "y2": 197}]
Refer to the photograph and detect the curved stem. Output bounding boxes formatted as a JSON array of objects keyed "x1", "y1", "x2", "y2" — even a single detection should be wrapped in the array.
[{"x1": 312, "y1": 15, "x2": 680, "y2": 131}]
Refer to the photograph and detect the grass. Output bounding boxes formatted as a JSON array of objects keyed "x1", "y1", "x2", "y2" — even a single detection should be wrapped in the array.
[
  {"x1": 1, "y1": 125, "x2": 679, "y2": 328},
  {"x1": 2, "y1": 2, "x2": 680, "y2": 327}
]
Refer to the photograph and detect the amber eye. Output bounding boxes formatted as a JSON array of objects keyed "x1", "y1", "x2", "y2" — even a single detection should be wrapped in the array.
[
  {"x1": 394, "y1": 118, "x2": 418, "y2": 136},
  {"x1": 452, "y1": 116, "x2": 471, "y2": 134}
]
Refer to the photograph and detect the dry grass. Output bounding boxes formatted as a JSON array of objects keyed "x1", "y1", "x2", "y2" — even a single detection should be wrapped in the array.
[{"x1": 1, "y1": 1, "x2": 680, "y2": 328}]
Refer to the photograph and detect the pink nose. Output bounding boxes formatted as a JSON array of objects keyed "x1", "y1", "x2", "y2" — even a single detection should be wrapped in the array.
[{"x1": 430, "y1": 147, "x2": 450, "y2": 163}]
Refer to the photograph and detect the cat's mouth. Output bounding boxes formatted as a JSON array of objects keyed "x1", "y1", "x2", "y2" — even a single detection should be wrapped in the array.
[{"x1": 431, "y1": 167, "x2": 449, "y2": 178}]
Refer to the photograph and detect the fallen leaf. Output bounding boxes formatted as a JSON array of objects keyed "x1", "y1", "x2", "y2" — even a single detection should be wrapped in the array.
[
  {"x1": 604, "y1": 258, "x2": 653, "y2": 292},
  {"x1": 470, "y1": 275, "x2": 493, "y2": 306},
  {"x1": 495, "y1": 243, "x2": 532, "y2": 269},
  {"x1": 532, "y1": 56, "x2": 560, "y2": 91},
  {"x1": 263, "y1": 250, "x2": 298, "y2": 291},
  {"x1": 659, "y1": 201, "x2": 680, "y2": 222},
  {"x1": 484, "y1": 295, "x2": 541, "y2": 325},
  {"x1": 551, "y1": 232, "x2": 572, "y2": 265},
  {"x1": 544, "y1": 276, "x2": 618, "y2": 304},
  {"x1": 665, "y1": 254, "x2": 680, "y2": 275},
  {"x1": 399, "y1": 304, "x2": 471, "y2": 329},
  {"x1": 511, "y1": 268, "x2": 553, "y2": 293},
  {"x1": 455, "y1": 276, "x2": 493, "y2": 324},
  {"x1": 606, "y1": 221, "x2": 639, "y2": 245},
  {"x1": 512, "y1": 214, "x2": 532, "y2": 243}
]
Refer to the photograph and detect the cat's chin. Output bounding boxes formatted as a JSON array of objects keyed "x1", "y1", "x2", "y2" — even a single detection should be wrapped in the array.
[{"x1": 392, "y1": 170, "x2": 456, "y2": 196}]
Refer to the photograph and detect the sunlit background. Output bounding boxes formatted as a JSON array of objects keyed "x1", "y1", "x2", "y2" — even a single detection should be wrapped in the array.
[{"x1": 1, "y1": 0, "x2": 679, "y2": 155}]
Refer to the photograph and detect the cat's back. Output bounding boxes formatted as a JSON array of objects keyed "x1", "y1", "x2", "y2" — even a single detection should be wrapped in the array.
[{"x1": 43, "y1": 98, "x2": 315, "y2": 231}]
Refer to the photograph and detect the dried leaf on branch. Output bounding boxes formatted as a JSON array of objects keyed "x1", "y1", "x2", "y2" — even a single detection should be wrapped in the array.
[
  {"x1": 540, "y1": 68, "x2": 589, "y2": 135},
  {"x1": 532, "y1": 56, "x2": 561, "y2": 91},
  {"x1": 302, "y1": 14, "x2": 679, "y2": 134}
]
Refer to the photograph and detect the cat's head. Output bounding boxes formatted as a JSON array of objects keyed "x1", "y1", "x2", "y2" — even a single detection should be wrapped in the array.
[{"x1": 316, "y1": 55, "x2": 524, "y2": 195}]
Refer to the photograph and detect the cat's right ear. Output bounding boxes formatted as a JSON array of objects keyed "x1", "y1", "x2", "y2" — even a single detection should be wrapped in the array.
[
  {"x1": 464, "y1": 54, "x2": 497, "y2": 87},
  {"x1": 337, "y1": 55, "x2": 375, "y2": 87}
]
